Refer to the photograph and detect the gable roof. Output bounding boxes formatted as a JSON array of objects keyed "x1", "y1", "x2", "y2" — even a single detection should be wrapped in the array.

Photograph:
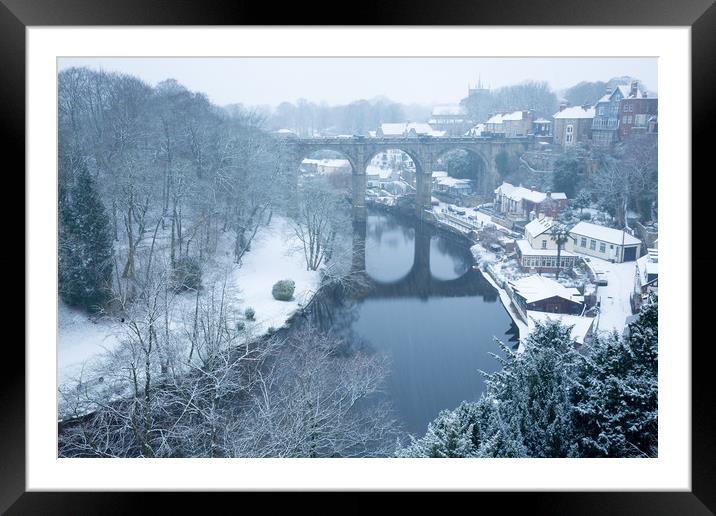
[
  {"x1": 509, "y1": 275, "x2": 584, "y2": 305},
  {"x1": 465, "y1": 123, "x2": 485, "y2": 137},
  {"x1": 553, "y1": 106, "x2": 595, "y2": 119},
  {"x1": 525, "y1": 217, "x2": 554, "y2": 239},
  {"x1": 569, "y1": 222, "x2": 641, "y2": 246},
  {"x1": 495, "y1": 182, "x2": 567, "y2": 204}
]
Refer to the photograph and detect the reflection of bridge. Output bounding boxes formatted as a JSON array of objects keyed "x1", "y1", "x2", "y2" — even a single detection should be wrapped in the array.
[
  {"x1": 351, "y1": 220, "x2": 499, "y2": 302},
  {"x1": 278, "y1": 135, "x2": 531, "y2": 220}
]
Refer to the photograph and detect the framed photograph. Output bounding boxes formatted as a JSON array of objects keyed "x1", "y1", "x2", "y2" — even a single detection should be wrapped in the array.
[{"x1": 6, "y1": 0, "x2": 715, "y2": 511}]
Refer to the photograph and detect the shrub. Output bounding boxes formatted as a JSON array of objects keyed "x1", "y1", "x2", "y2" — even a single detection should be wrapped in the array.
[
  {"x1": 172, "y1": 255, "x2": 202, "y2": 292},
  {"x1": 236, "y1": 321, "x2": 246, "y2": 332},
  {"x1": 579, "y1": 212, "x2": 592, "y2": 221},
  {"x1": 245, "y1": 307, "x2": 256, "y2": 320},
  {"x1": 272, "y1": 279, "x2": 295, "y2": 301}
]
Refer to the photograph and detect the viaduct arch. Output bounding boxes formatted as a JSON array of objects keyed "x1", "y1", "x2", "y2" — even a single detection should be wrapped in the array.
[{"x1": 277, "y1": 135, "x2": 531, "y2": 220}]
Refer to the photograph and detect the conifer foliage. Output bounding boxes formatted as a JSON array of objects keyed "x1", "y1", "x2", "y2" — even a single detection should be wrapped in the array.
[
  {"x1": 58, "y1": 153, "x2": 114, "y2": 312},
  {"x1": 398, "y1": 297, "x2": 658, "y2": 458}
]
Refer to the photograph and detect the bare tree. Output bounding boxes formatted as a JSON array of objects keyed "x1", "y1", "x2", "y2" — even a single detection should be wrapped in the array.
[{"x1": 291, "y1": 179, "x2": 348, "y2": 271}]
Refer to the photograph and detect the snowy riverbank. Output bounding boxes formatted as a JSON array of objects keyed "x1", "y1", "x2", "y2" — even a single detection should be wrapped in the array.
[{"x1": 57, "y1": 214, "x2": 321, "y2": 388}]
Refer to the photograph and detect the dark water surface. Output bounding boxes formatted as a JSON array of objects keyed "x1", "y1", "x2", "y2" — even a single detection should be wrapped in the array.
[{"x1": 306, "y1": 210, "x2": 517, "y2": 436}]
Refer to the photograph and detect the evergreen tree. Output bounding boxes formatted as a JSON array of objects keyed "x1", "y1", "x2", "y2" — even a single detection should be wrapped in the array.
[
  {"x1": 396, "y1": 399, "x2": 494, "y2": 458},
  {"x1": 484, "y1": 321, "x2": 582, "y2": 457},
  {"x1": 58, "y1": 155, "x2": 114, "y2": 312},
  {"x1": 573, "y1": 295, "x2": 658, "y2": 457},
  {"x1": 398, "y1": 320, "x2": 584, "y2": 458}
]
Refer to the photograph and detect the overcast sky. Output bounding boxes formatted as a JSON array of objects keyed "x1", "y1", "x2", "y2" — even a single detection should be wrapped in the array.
[{"x1": 58, "y1": 57, "x2": 657, "y2": 108}]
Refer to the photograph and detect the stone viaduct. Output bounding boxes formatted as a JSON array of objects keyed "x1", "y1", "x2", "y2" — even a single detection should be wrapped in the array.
[{"x1": 277, "y1": 135, "x2": 532, "y2": 220}]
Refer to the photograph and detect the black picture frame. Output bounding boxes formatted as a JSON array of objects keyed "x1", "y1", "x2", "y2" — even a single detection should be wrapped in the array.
[{"x1": 4, "y1": 0, "x2": 714, "y2": 511}]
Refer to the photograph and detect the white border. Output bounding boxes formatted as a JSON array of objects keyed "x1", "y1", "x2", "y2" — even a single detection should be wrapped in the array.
[{"x1": 27, "y1": 27, "x2": 690, "y2": 491}]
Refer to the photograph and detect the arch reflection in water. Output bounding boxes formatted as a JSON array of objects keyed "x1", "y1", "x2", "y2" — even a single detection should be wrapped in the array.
[{"x1": 317, "y1": 209, "x2": 516, "y2": 435}]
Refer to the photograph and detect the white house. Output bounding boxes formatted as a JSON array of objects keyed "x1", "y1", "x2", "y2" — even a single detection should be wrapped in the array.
[
  {"x1": 524, "y1": 216, "x2": 555, "y2": 250},
  {"x1": 515, "y1": 240, "x2": 579, "y2": 272},
  {"x1": 494, "y1": 182, "x2": 568, "y2": 220},
  {"x1": 567, "y1": 222, "x2": 641, "y2": 262}
]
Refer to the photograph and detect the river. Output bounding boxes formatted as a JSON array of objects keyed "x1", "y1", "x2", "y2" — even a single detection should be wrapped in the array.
[{"x1": 302, "y1": 208, "x2": 518, "y2": 436}]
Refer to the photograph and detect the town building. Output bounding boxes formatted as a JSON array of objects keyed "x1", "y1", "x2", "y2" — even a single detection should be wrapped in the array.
[
  {"x1": 552, "y1": 105, "x2": 595, "y2": 148},
  {"x1": 494, "y1": 182, "x2": 568, "y2": 221},
  {"x1": 483, "y1": 110, "x2": 534, "y2": 137},
  {"x1": 502, "y1": 110, "x2": 534, "y2": 138},
  {"x1": 375, "y1": 122, "x2": 446, "y2": 138},
  {"x1": 591, "y1": 82, "x2": 656, "y2": 147},
  {"x1": 633, "y1": 248, "x2": 658, "y2": 311},
  {"x1": 618, "y1": 81, "x2": 658, "y2": 139},
  {"x1": 428, "y1": 105, "x2": 470, "y2": 136},
  {"x1": 524, "y1": 216, "x2": 556, "y2": 250},
  {"x1": 532, "y1": 118, "x2": 552, "y2": 137},
  {"x1": 509, "y1": 275, "x2": 585, "y2": 316},
  {"x1": 484, "y1": 113, "x2": 505, "y2": 135},
  {"x1": 464, "y1": 123, "x2": 486, "y2": 137},
  {"x1": 433, "y1": 175, "x2": 474, "y2": 196},
  {"x1": 567, "y1": 221, "x2": 642, "y2": 262},
  {"x1": 515, "y1": 240, "x2": 579, "y2": 272},
  {"x1": 300, "y1": 158, "x2": 352, "y2": 175}
]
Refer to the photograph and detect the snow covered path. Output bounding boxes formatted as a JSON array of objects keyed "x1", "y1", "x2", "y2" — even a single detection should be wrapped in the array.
[{"x1": 589, "y1": 257, "x2": 637, "y2": 333}]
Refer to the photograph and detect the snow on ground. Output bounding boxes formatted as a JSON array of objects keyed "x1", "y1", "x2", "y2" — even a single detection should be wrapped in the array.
[
  {"x1": 57, "y1": 302, "x2": 123, "y2": 385},
  {"x1": 57, "y1": 214, "x2": 321, "y2": 389},
  {"x1": 588, "y1": 257, "x2": 637, "y2": 333},
  {"x1": 229, "y1": 215, "x2": 320, "y2": 336}
]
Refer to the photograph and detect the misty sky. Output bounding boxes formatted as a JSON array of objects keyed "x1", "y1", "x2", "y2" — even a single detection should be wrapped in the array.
[{"x1": 58, "y1": 57, "x2": 657, "y2": 108}]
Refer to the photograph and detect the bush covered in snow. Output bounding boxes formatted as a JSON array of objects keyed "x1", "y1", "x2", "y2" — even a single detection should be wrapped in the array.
[
  {"x1": 244, "y1": 307, "x2": 256, "y2": 320},
  {"x1": 272, "y1": 279, "x2": 295, "y2": 301}
]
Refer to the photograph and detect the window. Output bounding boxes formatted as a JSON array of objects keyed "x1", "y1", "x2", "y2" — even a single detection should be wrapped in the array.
[
  {"x1": 590, "y1": 240, "x2": 596, "y2": 250},
  {"x1": 599, "y1": 242, "x2": 606, "y2": 253},
  {"x1": 541, "y1": 240, "x2": 547, "y2": 249},
  {"x1": 565, "y1": 124, "x2": 574, "y2": 144},
  {"x1": 580, "y1": 237, "x2": 587, "y2": 247}
]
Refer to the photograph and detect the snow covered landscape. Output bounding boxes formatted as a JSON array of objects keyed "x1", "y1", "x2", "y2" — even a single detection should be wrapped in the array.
[{"x1": 55, "y1": 57, "x2": 658, "y2": 461}]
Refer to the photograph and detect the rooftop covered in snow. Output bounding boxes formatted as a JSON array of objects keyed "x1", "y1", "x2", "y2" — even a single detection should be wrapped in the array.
[
  {"x1": 569, "y1": 222, "x2": 641, "y2": 246},
  {"x1": 516, "y1": 240, "x2": 576, "y2": 257},
  {"x1": 509, "y1": 274, "x2": 584, "y2": 304},
  {"x1": 524, "y1": 216, "x2": 555, "y2": 238},
  {"x1": 495, "y1": 182, "x2": 567, "y2": 204},
  {"x1": 376, "y1": 122, "x2": 446, "y2": 137},
  {"x1": 553, "y1": 106, "x2": 595, "y2": 119}
]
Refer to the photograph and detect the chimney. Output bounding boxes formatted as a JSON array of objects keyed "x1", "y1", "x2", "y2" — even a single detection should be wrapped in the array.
[
  {"x1": 546, "y1": 191, "x2": 552, "y2": 198},
  {"x1": 630, "y1": 80, "x2": 638, "y2": 97},
  {"x1": 582, "y1": 104, "x2": 591, "y2": 111},
  {"x1": 559, "y1": 103, "x2": 567, "y2": 112},
  {"x1": 605, "y1": 87, "x2": 613, "y2": 95}
]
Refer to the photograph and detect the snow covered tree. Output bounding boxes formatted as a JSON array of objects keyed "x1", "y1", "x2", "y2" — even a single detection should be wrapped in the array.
[
  {"x1": 573, "y1": 295, "x2": 658, "y2": 457},
  {"x1": 396, "y1": 398, "x2": 495, "y2": 458},
  {"x1": 484, "y1": 321, "x2": 582, "y2": 458},
  {"x1": 58, "y1": 154, "x2": 114, "y2": 312}
]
